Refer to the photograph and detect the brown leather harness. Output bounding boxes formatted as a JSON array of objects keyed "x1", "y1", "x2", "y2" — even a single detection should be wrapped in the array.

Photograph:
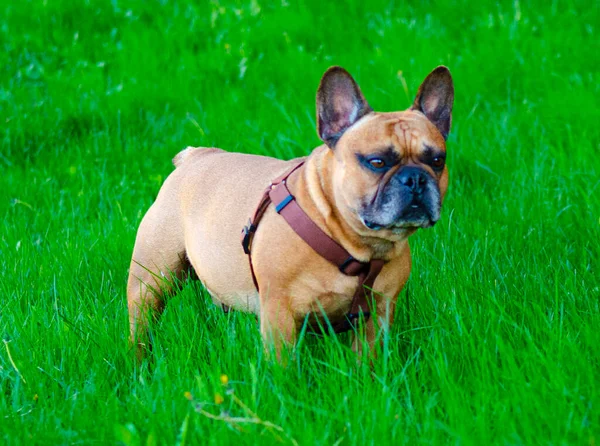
[{"x1": 238, "y1": 161, "x2": 385, "y2": 334}]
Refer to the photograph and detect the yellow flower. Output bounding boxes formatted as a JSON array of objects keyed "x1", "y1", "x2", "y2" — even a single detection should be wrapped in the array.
[
  {"x1": 220, "y1": 374, "x2": 229, "y2": 386},
  {"x1": 184, "y1": 391, "x2": 192, "y2": 401},
  {"x1": 214, "y1": 393, "x2": 224, "y2": 405}
]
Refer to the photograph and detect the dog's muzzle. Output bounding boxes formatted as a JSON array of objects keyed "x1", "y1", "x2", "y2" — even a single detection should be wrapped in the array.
[{"x1": 360, "y1": 166, "x2": 441, "y2": 230}]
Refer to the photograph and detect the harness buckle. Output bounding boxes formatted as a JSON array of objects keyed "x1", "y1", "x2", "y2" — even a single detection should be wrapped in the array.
[
  {"x1": 339, "y1": 256, "x2": 368, "y2": 275},
  {"x1": 241, "y1": 219, "x2": 256, "y2": 254},
  {"x1": 339, "y1": 256, "x2": 355, "y2": 274}
]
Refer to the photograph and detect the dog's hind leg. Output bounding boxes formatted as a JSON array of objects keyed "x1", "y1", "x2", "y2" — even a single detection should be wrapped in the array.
[{"x1": 127, "y1": 203, "x2": 188, "y2": 363}]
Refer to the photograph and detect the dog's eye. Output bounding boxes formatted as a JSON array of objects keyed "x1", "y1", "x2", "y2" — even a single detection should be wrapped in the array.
[
  {"x1": 368, "y1": 158, "x2": 386, "y2": 169},
  {"x1": 431, "y1": 157, "x2": 445, "y2": 169}
]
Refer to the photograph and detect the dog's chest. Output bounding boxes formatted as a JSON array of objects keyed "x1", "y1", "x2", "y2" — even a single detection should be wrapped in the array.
[{"x1": 291, "y1": 274, "x2": 359, "y2": 320}]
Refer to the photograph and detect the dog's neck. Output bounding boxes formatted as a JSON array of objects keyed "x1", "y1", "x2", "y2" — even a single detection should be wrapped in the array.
[{"x1": 291, "y1": 146, "x2": 409, "y2": 262}]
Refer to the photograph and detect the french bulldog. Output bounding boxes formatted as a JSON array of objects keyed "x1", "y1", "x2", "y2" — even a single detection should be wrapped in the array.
[{"x1": 127, "y1": 65, "x2": 453, "y2": 361}]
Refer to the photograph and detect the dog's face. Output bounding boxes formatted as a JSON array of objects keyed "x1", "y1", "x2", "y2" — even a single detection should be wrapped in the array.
[{"x1": 316, "y1": 67, "x2": 453, "y2": 239}]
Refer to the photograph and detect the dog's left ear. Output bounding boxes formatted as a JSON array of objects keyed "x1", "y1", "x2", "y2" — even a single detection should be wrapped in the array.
[
  {"x1": 411, "y1": 66, "x2": 454, "y2": 140},
  {"x1": 317, "y1": 67, "x2": 372, "y2": 148}
]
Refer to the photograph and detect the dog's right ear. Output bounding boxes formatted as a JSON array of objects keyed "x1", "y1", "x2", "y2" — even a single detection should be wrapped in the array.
[
  {"x1": 316, "y1": 67, "x2": 372, "y2": 148},
  {"x1": 410, "y1": 66, "x2": 454, "y2": 140}
]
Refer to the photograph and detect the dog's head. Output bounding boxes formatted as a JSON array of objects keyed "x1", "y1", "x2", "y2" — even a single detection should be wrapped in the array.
[{"x1": 316, "y1": 66, "x2": 453, "y2": 239}]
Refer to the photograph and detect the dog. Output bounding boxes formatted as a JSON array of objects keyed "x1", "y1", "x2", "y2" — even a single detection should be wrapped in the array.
[{"x1": 127, "y1": 65, "x2": 453, "y2": 361}]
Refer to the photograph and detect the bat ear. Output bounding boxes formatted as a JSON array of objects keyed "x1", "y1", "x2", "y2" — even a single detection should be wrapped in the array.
[
  {"x1": 411, "y1": 66, "x2": 454, "y2": 140},
  {"x1": 316, "y1": 66, "x2": 372, "y2": 148}
]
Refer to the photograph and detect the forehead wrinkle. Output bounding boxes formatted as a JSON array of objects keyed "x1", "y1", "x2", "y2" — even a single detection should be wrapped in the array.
[
  {"x1": 410, "y1": 129, "x2": 420, "y2": 157},
  {"x1": 390, "y1": 120, "x2": 412, "y2": 157},
  {"x1": 388, "y1": 130, "x2": 401, "y2": 160},
  {"x1": 391, "y1": 117, "x2": 434, "y2": 159},
  {"x1": 401, "y1": 128, "x2": 409, "y2": 156}
]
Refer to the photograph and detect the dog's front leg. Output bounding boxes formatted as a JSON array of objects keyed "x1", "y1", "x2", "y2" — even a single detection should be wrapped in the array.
[
  {"x1": 353, "y1": 250, "x2": 410, "y2": 359},
  {"x1": 352, "y1": 294, "x2": 397, "y2": 360},
  {"x1": 259, "y1": 295, "x2": 297, "y2": 364}
]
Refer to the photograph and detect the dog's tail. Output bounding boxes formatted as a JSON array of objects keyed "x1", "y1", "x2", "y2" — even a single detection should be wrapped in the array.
[
  {"x1": 173, "y1": 147, "x2": 221, "y2": 168},
  {"x1": 172, "y1": 147, "x2": 197, "y2": 168}
]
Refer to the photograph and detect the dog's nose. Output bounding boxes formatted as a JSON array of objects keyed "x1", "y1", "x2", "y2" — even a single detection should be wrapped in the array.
[{"x1": 397, "y1": 167, "x2": 428, "y2": 194}]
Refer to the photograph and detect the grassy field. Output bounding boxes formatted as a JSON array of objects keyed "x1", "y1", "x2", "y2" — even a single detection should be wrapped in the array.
[{"x1": 1, "y1": 0, "x2": 599, "y2": 444}]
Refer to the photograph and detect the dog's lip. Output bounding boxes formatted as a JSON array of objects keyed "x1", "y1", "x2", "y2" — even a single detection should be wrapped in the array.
[
  {"x1": 391, "y1": 219, "x2": 436, "y2": 229},
  {"x1": 360, "y1": 199, "x2": 437, "y2": 231},
  {"x1": 361, "y1": 217, "x2": 436, "y2": 231},
  {"x1": 362, "y1": 218, "x2": 384, "y2": 230}
]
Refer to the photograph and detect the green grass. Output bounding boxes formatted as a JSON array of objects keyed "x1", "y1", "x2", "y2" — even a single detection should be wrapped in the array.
[{"x1": 1, "y1": 0, "x2": 599, "y2": 444}]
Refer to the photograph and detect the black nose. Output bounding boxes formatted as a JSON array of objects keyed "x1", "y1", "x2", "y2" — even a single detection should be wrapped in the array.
[{"x1": 397, "y1": 166, "x2": 428, "y2": 194}]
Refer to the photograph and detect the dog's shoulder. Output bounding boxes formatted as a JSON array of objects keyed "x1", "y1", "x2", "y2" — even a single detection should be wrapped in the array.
[{"x1": 172, "y1": 146, "x2": 223, "y2": 168}]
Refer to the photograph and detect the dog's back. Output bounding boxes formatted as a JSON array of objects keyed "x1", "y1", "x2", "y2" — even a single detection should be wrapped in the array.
[{"x1": 131, "y1": 146, "x2": 304, "y2": 313}]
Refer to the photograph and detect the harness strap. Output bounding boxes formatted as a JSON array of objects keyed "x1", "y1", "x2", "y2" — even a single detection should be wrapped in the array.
[
  {"x1": 239, "y1": 161, "x2": 385, "y2": 333},
  {"x1": 269, "y1": 180, "x2": 368, "y2": 277},
  {"x1": 240, "y1": 162, "x2": 305, "y2": 290}
]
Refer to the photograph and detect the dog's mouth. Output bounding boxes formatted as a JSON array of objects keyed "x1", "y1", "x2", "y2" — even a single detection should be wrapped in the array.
[
  {"x1": 362, "y1": 217, "x2": 436, "y2": 232},
  {"x1": 361, "y1": 202, "x2": 437, "y2": 232}
]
